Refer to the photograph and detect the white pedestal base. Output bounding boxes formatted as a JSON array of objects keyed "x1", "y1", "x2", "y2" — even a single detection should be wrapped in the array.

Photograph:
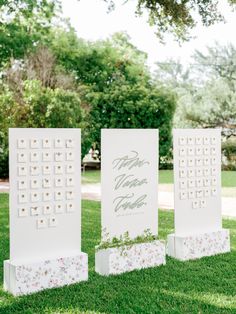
[
  {"x1": 95, "y1": 240, "x2": 166, "y2": 276},
  {"x1": 167, "y1": 229, "x2": 230, "y2": 261},
  {"x1": 4, "y1": 252, "x2": 88, "y2": 296}
]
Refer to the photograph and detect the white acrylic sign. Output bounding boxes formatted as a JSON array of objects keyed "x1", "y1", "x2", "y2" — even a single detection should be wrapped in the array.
[
  {"x1": 9, "y1": 128, "x2": 81, "y2": 262},
  {"x1": 174, "y1": 129, "x2": 222, "y2": 236},
  {"x1": 101, "y1": 129, "x2": 158, "y2": 240}
]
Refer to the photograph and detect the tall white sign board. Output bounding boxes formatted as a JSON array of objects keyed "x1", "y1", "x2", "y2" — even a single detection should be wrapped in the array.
[
  {"x1": 101, "y1": 129, "x2": 159, "y2": 240},
  {"x1": 96, "y1": 129, "x2": 166, "y2": 276},
  {"x1": 167, "y1": 128, "x2": 230, "y2": 261},
  {"x1": 4, "y1": 128, "x2": 88, "y2": 296},
  {"x1": 174, "y1": 128, "x2": 222, "y2": 235}
]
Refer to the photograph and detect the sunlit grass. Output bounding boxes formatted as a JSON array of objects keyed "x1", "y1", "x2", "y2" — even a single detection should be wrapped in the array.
[
  {"x1": 82, "y1": 169, "x2": 236, "y2": 187},
  {"x1": 0, "y1": 194, "x2": 235, "y2": 313}
]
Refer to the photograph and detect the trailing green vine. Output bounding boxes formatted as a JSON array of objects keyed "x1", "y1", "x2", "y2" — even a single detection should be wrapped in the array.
[{"x1": 96, "y1": 228, "x2": 159, "y2": 252}]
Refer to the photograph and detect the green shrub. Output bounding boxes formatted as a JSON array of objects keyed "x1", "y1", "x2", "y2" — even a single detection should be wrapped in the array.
[
  {"x1": 84, "y1": 83, "x2": 176, "y2": 159},
  {"x1": 222, "y1": 139, "x2": 236, "y2": 161},
  {"x1": 0, "y1": 80, "x2": 82, "y2": 177}
]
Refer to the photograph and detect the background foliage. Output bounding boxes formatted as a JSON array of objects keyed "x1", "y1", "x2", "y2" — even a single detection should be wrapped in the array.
[
  {"x1": 0, "y1": 3, "x2": 177, "y2": 177},
  {"x1": 103, "y1": 0, "x2": 236, "y2": 42},
  {"x1": 155, "y1": 43, "x2": 236, "y2": 168},
  {"x1": 0, "y1": 0, "x2": 236, "y2": 177}
]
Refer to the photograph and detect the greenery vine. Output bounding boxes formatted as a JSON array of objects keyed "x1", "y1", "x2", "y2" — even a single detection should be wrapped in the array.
[{"x1": 96, "y1": 228, "x2": 159, "y2": 253}]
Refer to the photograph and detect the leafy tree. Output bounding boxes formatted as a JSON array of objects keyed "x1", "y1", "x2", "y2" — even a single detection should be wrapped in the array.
[
  {"x1": 222, "y1": 139, "x2": 236, "y2": 167},
  {"x1": 154, "y1": 43, "x2": 236, "y2": 140},
  {"x1": 183, "y1": 79, "x2": 236, "y2": 138},
  {"x1": 154, "y1": 59, "x2": 191, "y2": 89},
  {"x1": 154, "y1": 58, "x2": 196, "y2": 128},
  {"x1": 183, "y1": 43, "x2": 236, "y2": 137},
  {"x1": 0, "y1": 79, "x2": 82, "y2": 177},
  {"x1": 101, "y1": 0, "x2": 236, "y2": 41},
  {"x1": 0, "y1": 25, "x2": 176, "y2": 175},
  {"x1": 0, "y1": 0, "x2": 60, "y2": 67},
  {"x1": 50, "y1": 30, "x2": 149, "y2": 92},
  {"x1": 85, "y1": 81, "x2": 176, "y2": 159},
  {"x1": 50, "y1": 29, "x2": 176, "y2": 157},
  {"x1": 193, "y1": 42, "x2": 236, "y2": 88},
  {"x1": 4, "y1": 45, "x2": 77, "y2": 92}
]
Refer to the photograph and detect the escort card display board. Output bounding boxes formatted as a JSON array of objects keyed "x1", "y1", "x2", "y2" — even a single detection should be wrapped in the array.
[
  {"x1": 95, "y1": 129, "x2": 166, "y2": 276},
  {"x1": 167, "y1": 129, "x2": 230, "y2": 261},
  {"x1": 4, "y1": 128, "x2": 88, "y2": 296}
]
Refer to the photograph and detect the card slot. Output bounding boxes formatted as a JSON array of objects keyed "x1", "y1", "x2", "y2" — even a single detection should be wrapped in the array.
[
  {"x1": 179, "y1": 137, "x2": 186, "y2": 145},
  {"x1": 18, "y1": 180, "x2": 27, "y2": 190},
  {"x1": 30, "y1": 139, "x2": 40, "y2": 149},
  {"x1": 66, "y1": 151, "x2": 75, "y2": 161},
  {"x1": 49, "y1": 216, "x2": 58, "y2": 227},
  {"x1": 43, "y1": 139, "x2": 51, "y2": 148},
  {"x1": 195, "y1": 137, "x2": 202, "y2": 145},
  {"x1": 18, "y1": 207, "x2": 28, "y2": 217},
  {"x1": 37, "y1": 218, "x2": 47, "y2": 229},
  {"x1": 66, "y1": 164, "x2": 74, "y2": 174},
  {"x1": 18, "y1": 193, "x2": 28, "y2": 203},
  {"x1": 66, "y1": 202, "x2": 75, "y2": 212},
  {"x1": 187, "y1": 137, "x2": 194, "y2": 145},
  {"x1": 43, "y1": 191, "x2": 52, "y2": 201},
  {"x1": 55, "y1": 190, "x2": 63, "y2": 201},
  {"x1": 66, "y1": 139, "x2": 75, "y2": 148},
  {"x1": 31, "y1": 206, "x2": 40, "y2": 216},
  {"x1": 55, "y1": 177, "x2": 63, "y2": 187},
  {"x1": 55, "y1": 203, "x2": 64, "y2": 213},
  {"x1": 17, "y1": 139, "x2": 27, "y2": 149},
  {"x1": 54, "y1": 152, "x2": 63, "y2": 162},
  {"x1": 43, "y1": 152, "x2": 52, "y2": 162},
  {"x1": 17, "y1": 152, "x2": 27, "y2": 163},
  {"x1": 30, "y1": 152, "x2": 40, "y2": 162},
  {"x1": 43, "y1": 165, "x2": 51, "y2": 174},
  {"x1": 54, "y1": 164, "x2": 63, "y2": 174},
  {"x1": 55, "y1": 139, "x2": 63, "y2": 148},
  {"x1": 192, "y1": 200, "x2": 199, "y2": 209},
  {"x1": 43, "y1": 204, "x2": 52, "y2": 215},
  {"x1": 18, "y1": 166, "x2": 27, "y2": 176}
]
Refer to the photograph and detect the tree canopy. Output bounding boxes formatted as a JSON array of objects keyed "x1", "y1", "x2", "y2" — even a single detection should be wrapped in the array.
[
  {"x1": 0, "y1": 0, "x2": 60, "y2": 66},
  {"x1": 102, "y1": 0, "x2": 236, "y2": 41},
  {"x1": 154, "y1": 43, "x2": 236, "y2": 139},
  {"x1": 48, "y1": 29, "x2": 176, "y2": 157},
  {"x1": 0, "y1": 24, "x2": 177, "y2": 176}
]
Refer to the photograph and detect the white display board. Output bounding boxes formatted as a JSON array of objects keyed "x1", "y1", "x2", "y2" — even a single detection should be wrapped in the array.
[
  {"x1": 9, "y1": 128, "x2": 81, "y2": 262},
  {"x1": 101, "y1": 129, "x2": 158, "y2": 240},
  {"x1": 174, "y1": 129, "x2": 222, "y2": 236}
]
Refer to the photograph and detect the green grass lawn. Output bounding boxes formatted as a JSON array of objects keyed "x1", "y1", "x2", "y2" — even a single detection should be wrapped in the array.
[
  {"x1": 82, "y1": 169, "x2": 236, "y2": 187},
  {"x1": 0, "y1": 194, "x2": 236, "y2": 313},
  {"x1": 82, "y1": 169, "x2": 101, "y2": 184}
]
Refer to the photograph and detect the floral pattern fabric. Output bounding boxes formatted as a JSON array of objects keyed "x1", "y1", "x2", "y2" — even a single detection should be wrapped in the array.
[
  {"x1": 4, "y1": 253, "x2": 88, "y2": 296},
  {"x1": 96, "y1": 240, "x2": 166, "y2": 275},
  {"x1": 167, "y1": 229, "x2": 230, "y2": 261}
]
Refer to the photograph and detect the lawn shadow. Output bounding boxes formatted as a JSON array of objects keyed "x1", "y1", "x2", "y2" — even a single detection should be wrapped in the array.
[{"x1": 0, "y1": 197, "x2": 235, "y2": 313}]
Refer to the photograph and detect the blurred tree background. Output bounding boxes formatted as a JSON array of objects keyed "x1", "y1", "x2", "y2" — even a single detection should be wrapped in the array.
[
  {"x1": 155, "y1": 43, "x2": 236, "y2": 169},
  {"x1": 0, "y1": 0, "x2": 236, "y2": 177}
]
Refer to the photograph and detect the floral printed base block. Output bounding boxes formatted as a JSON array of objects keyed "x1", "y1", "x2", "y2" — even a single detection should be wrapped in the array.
[
  {"x1": 4, "y1": 252, "x2": 88, "y2": 296},
  {"x1": 167, "y1": 229, "x2": 230, "y2": 261},
  {"x1": 95, "y1": 240, "x2": 166, "y2": 276}
]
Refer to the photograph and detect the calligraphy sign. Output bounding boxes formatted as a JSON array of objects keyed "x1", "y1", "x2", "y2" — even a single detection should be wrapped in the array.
[{"x1": 101, "y1": 129, "x2": 158, "y2": 240}]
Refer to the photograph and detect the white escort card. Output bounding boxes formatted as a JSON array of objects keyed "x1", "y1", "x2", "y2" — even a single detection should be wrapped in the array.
[
  {"x1": 167, "y1": 129, "x2": 230, "y2": 261},
  {"x1": 4, "y1": 128, "x2": 88, "y2": 296},
  {"x1": 95, "y1": 129, "x2": 165, "y2": 275}
]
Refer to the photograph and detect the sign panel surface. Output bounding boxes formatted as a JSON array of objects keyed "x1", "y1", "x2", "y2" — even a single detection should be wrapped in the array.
[
  {"x1": 174, "y1": 129, "x2": 222, "y2": 236},
  {"x1": 101, "y1": 129, "x2": 158, "y2": 240},
  {"x1": 9, "y1": 128, "x2": 81, "y2": 262}
]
